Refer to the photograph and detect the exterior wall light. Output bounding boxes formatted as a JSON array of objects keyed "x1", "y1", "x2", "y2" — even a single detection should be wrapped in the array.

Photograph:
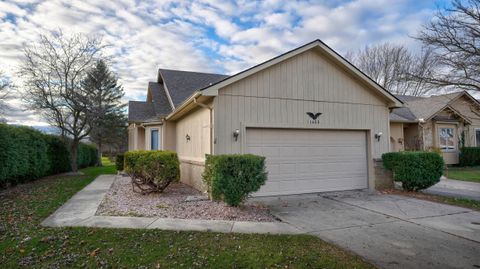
[
  {"x1": 233, "y1": 129, "x2": 240, "y2": 141},
  {"x1": 186, "y1": 134, "x2": 190, "y2": 142},
  {"x1": 374, "y1": 132, "x2": 383, "y2": 142}
]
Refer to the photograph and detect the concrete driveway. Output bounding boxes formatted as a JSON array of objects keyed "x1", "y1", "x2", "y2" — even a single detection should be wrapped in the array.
[
  {"x1": 424, "y1": 177, "x2": 480, "y2": 201},
  {"x1": 255, "y1": 191, "x2": 480, "y2": 269}
]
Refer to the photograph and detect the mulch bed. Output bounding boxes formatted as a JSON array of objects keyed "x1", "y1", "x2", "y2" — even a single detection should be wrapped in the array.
[{"x1": 95, "y1": 176, "x2": 277, "y2": 222}]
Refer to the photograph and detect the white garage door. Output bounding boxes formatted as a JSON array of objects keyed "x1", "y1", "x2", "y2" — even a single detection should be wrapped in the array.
[{"x1": 246, "y1": 128, "x2": 368, "y2": 196}]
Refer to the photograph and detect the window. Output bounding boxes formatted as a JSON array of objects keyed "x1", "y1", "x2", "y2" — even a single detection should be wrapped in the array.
[
  {"x1": 151, "y1": 129, "x2": 159, "y2": 150},
  {"x1": 438, "y1": 127, "x2": 455, "y2": 152},
  {"x1": 476, "y1": 129, "x2": 480, "y2": 146}
]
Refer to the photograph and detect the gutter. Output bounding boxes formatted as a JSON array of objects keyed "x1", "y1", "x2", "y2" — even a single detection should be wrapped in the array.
[{"x1": 165, "y1": 91, "x2": 201, "y2": 120}]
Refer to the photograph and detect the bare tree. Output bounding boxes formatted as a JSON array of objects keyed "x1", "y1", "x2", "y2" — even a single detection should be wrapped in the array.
[
  {"x1": 20, "y1": 31, "x2": 104, "y2": 172},
  {"x1": 0, "y1": 71, "x2": 11, "y2": 115},
  {"x1": 346, "y1": 43, "x2": 437, "y2": 96},
  {"x1": 414, "y1": 0, "x2": 480, "y2": 91}
]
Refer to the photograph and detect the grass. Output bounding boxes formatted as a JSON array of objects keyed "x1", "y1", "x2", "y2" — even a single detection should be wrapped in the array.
[
  {"x1": 445, "y1": 166, "x2": 480, "y2": 183},
  {"x1": 0, "y1": 163, "x2": 372, "y2": 268},
  {"x1": 100, "y1": 156, "x2": 115, "y2": 167},
  {"x1": 389, "y1": 190, "x2": 480, "y2": 211}
]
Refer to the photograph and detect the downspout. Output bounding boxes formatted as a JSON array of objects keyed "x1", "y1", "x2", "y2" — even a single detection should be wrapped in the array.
[{"x1": 193, "y1": 97, "x2": 213, "y2": 155}]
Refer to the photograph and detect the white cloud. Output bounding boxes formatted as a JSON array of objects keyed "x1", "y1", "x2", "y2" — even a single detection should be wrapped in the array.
[{"x1": 0, "y1": 0, "x2": 438, "y2": 125}]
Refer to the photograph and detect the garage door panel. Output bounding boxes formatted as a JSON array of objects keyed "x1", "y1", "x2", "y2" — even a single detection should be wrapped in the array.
[
  {"x1": 271, "y1": 171, "x2": 367, "y2": 181},
  {"x1": 258, "y1": 145, "x2": 365, "y2": 158},
  {"x1": 246, "y1": 128, "x2": 368, "y2": 196}
]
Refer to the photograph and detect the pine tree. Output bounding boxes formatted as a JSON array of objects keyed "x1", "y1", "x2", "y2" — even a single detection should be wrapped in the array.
[{"x1": 83, "y1": 60, "x2": 126, "y2": 166}]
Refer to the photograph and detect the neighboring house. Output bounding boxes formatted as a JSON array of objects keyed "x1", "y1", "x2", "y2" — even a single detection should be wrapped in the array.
[
  {"x1": 390, "y1": 92, "x2": 480, "y2": 164},
  {"x1": 128, "y1": 40, "x2": 407, "y2": 196}
]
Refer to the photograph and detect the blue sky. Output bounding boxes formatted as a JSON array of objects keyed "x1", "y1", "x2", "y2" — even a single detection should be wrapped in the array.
[{"x1": 0, "y1": 0, "x2": 448, "y2": 125}]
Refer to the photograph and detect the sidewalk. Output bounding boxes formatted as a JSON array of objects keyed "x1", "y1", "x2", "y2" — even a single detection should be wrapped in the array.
[
  {"x1": 424, "y1": 176, "x2": 480, "y2": 201},
  {"x1": 41, "y1": 175, "x2": 301, "y2": 234}
]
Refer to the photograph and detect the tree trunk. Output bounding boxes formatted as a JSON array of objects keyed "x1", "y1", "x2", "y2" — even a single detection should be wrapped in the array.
[
  {"x1": 97, "y1": 141, "x2": 103, "y2": 167},
  {"x1": 70, "y1": 139, "x2": 79, "y2": 172}
]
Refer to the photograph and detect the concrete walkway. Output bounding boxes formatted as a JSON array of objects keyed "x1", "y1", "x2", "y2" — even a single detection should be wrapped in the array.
[
  {"x1": 255, "y1": 191, "x2": 480, "y2": 269},
  {"x1": 41, "y1": 175, "x2": 300, "y2": 234},
  {"x1": 424, "y1": 177, "x2": 480, "y2": 201}
]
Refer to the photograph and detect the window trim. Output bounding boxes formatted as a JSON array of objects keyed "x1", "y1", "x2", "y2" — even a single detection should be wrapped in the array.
[
  {"x1": 150, "y1": 128, "x2": 160, "y2": 150},
  {"x1": 437, "y1": 127, "x2": 456, "y2": 152},
  {"x1": 475, "y1": 128, "x2": 480, "y2": 147}
]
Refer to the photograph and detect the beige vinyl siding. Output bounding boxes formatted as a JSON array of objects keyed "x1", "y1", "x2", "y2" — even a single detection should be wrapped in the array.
[
  {"x1": 213, "y1": 49, "x2": 390, "y2": 159},
  {"x1": 175, "y1": 105, "x2": 212, "y2": 190},
  {"x1": 175, "y1": 106, "x2": 211, "y2": 161},
  {"x1": 162, "y1": 121, "x2": 176, "y2": 151},
  {"x1": 390, "y1": 123, "x2": 404, "y2": 152},
  {"x1": 127, "y1": 124, "x2": 145, "y2": 151}
]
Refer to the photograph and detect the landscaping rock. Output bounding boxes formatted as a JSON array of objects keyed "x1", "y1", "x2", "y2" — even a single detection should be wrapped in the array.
[
  {"x1": 96, "y1": 176, "x2": 276, "y2": 222},
  {"x1": 184, "y1": 195, "x2": 209, "y2": 202}
]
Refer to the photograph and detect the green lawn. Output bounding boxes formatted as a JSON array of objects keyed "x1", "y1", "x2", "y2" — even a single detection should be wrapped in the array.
[
  {"x1": 445, "y1": 166, "x2": 480, "y2": 183},
  {"x1": 100, "y1": 156, "x2": 115, "y2": 167},
  {"x1": 0, "y1": 163, "x2": 372, "y2": 268}
]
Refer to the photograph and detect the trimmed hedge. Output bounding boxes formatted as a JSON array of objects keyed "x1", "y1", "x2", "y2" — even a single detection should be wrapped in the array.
[
  {"x1": 203, "y1": 154, "x2": 268, "y2": 206},
  {"x1": 77, "y1": 143, "x2": 98, "y2": 168},
  {"x1": 0, "y1": 124, "x2": 98, "y2": 188},
  {"x1": 124, "y1": 150, "x2": 180, "y2": 193},
  {"x1": 0, "y1": 124, "x2": 49, "y2": 185},
  {"x1": 382, "y1": 151, "x2": 444, "y2": 191},
  {"x1": 115, "y1": 153, "x2": 125, "y2": 171},
  {"x1": 44, "y1": 135, "x2": 71, "y2": 174},
  {"x1": 459, "y1": 147, "x2": 480, "y2": 166}
]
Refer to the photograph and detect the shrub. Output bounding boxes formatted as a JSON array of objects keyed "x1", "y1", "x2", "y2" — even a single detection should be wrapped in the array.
[
  {"x1": 0, "y1": 124, "x2": 99, "y2": 188},
  {"x1": 459, "y1": 147, "x2": 480, "y2": 166},
  {"x1": 77, "y1": 143, "x2": 98, "y2": 168},
  {"x1": 203, "y1": 154, "x2": 268, "y2": 206},
  {"x1": 44, "y1": 135, "x2": 71, "y2": 174},
  {"x1": 116, "y1": 153, "x2": 125, "y2": 171},
  {"x1": 0, "y1": 124, "x2": 50, "y2": 186},
  {"x1": 382, "y1": 151, "x2": 444, "y2": 191},
  {"x1": 124, "y1": 150, "x2": 180, "y2": 194}
]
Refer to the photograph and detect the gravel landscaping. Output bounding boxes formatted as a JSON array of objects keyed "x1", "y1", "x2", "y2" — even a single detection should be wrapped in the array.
[{"x1": 96, "y1": 175, "x2": 277, "y2": 222}]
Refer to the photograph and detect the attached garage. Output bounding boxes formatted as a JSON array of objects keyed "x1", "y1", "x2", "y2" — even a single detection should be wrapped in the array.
[
  {"x1": 246, "y1": 128, "x2": 368, "y2": 196},
  {"x1": 148, "y1": 40, "x2": 403, "y2": 195}
]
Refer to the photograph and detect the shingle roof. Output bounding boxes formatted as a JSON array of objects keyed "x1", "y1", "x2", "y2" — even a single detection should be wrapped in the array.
[
  {"x1": 128, "y1": 70, "x2": 227, "y2": 123},
  {"x1": 390, "y1": 92, "x2": 464, "y2": 122},
  {"x1": 148, "y1": 82, "x2": 172, "y2": 117},
  {"x1": 128, "y1": 101, "x2": 156, "y2": 122},
  {"x1": 158, "y1": 69, "x2": 228, "y2": 107},
  {"x1": 405, "y1": 92, "x2": 463, "y2": 120}
]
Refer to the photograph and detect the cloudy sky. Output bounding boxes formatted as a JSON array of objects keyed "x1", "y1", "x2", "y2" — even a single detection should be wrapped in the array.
[{"x1": 0, "y1": 0, "x2": 448, "y2": 126}]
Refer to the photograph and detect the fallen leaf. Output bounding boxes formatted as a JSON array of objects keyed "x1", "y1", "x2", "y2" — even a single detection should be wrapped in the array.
[{"x1": 90, "y1": 248, "x2": 100, "y2": 257}]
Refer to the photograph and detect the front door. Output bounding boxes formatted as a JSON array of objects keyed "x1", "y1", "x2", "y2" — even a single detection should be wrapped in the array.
[{"x1": 436, "y1": 124, "x2": 458, "y2": 164}]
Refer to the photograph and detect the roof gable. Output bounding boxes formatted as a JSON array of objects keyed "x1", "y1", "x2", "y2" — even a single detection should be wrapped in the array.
[
  {"x1": 158, "y1": 69, "x2": 228, "y2": 108},
  {"x1": 390, "y1": 91, "x2": 479, "y2": 123},
  {"x1": 201, "y1": 39, "x2": 403, "y2": 108}
]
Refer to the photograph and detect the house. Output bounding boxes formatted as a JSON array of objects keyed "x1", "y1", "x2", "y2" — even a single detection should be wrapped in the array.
[
  {"x1": 390, "y1": 91, "x2": 480, "y2": 164},
  {"x1": 128, "y1": 40, "x2": 407, "y2": 196}
]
